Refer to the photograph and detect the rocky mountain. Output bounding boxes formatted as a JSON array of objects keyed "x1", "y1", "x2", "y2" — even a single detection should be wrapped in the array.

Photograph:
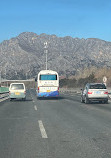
[{"x1": 0, "y1": 32, "x2": 111, "y2": 79}]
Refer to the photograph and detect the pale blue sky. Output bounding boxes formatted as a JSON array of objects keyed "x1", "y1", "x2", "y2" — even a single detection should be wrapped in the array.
[{"x1": 0, "y1": 0, "x2": 111, "y2": 42}]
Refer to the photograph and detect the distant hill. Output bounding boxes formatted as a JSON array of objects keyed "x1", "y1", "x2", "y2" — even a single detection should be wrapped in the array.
[{"x1": 0, "y1": 32, "x2": 111, "y2": 79}]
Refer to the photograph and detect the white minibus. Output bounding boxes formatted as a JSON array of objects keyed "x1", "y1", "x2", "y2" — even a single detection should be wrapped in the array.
[{"x1": 37, "y1": 70, "x2": 59, "y2": 98}]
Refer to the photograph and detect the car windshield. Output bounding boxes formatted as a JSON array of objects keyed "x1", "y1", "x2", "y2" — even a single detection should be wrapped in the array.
[
  {"x1": 40, "y1": 75, "x2": 57, "y2": 80},
  {"x1": 11, "y1": 84, "x2": 24, "y2": 90},
  {"x1": 89, "y1": 84, "x2": 106, "y2": 89}
]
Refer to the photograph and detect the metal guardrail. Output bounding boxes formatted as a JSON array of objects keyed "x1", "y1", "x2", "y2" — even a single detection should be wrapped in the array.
[
  {"x1": 0, "y1": 93, "x2": 9, "y2": 99},
  {"x1": 0, "y1": 87, "x2": 9, "y2": 99},
  {"x1": 60, "y1": 88, "x2": 81, "y2": 94}
]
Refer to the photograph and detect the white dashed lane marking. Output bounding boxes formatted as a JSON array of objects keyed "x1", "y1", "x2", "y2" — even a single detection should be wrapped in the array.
[
  {"x1": 34, "y1": 105, "x2": 37, "y2": 111},
  {"x1": 38, "y1": 120, "x2": 48, "y2": 138}
]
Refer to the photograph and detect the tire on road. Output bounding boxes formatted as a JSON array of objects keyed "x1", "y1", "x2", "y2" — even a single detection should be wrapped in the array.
[
  {"x1": 81, "y1": 96, "x2": 84, "y2": 103},
  {"x1": 104, "y1": 99, "x2": 108, "y2": 104},
  {"x1": 85, "y1": 96, "x2": 89, "y2": 104}
]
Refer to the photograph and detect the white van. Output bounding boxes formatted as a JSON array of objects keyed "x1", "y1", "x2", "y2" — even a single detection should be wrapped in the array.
[{"x1": 9, "y1": 83, "x2": 26, "y2": 101}]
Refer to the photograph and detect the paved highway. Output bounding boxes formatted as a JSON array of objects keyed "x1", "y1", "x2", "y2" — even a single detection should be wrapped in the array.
[{"x1": 0, "y1": 89, "x2": 111, "y2": 158}]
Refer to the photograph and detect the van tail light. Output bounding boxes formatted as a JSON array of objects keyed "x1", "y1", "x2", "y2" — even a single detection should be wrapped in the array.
[
  {"x1": 58, "y1": 87, "x2": 59, "y2": 91},
  {"x1": 38, "y1": 87, "x2": 39, "y2": 93},
  {"x1": 24, "y1": 91, "x2": 26, "y2": 94},
  {"x1": 104, "y1": 91, "x2": 108, "y2": 94},
  {"x1": 9, "y1": 91, "x2": 11, "y2": 95},
  {"x1": 88, "y1": 91, "x2": 92, "y2": 94}
]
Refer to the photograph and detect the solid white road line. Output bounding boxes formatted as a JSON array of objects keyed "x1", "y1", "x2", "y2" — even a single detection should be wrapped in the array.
[
  {"x1": 38, "y1": 120, "x2": 48, "y2": 138},
  {"x1": 0, "y1": 97, "x2": 9, "y2": 102},
  {"x1": 34, "y1": 105, "x2": 37, "y2": 111}
]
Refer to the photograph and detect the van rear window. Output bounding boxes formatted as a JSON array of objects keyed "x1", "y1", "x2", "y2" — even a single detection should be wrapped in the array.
[
  {"x1": 89, "y1": 84, "x2": 106, "y2": 89},
  {"x1": 11, "y1": 84, "x2": 24, "y2": 90}
]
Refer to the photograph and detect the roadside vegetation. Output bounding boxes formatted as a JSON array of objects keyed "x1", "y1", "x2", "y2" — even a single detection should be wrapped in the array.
[
  {"x1": 60, "y1": 67, "x2": 111, "y2": 88},
  {"x1": 60, "y1": 73, "x2": 97, "y2": 88}
]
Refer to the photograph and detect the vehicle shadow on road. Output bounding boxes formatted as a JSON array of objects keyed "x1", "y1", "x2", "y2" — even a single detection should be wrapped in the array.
[
  {"x1": 37, "y1": 96, "x2": 65, "y2": 100},
  {"x1": 10, "y1": 98, "x2": 33, "y2": 102}
]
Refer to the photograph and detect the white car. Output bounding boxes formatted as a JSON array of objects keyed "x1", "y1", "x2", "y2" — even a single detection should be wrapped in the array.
[
  {"x1": 9, "y1": 83, "x2": 26, "y2": 101},
  {"x1": 81, "y1": 83, "x2": 108, "y2": 104}
]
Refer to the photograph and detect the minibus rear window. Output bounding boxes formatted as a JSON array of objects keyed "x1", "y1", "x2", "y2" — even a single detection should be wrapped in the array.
[{"x1": 40, "y1": 75, "x2": 57, "y2": 80}]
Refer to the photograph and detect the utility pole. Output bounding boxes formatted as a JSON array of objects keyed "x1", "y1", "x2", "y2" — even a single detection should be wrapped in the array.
[
  {"x1": 0, "y1": 71, "x2": 1, "y2": 86},
  {"x1": 26, "y1": 72, "x2": 27, "y2": 80},
  {"x1": 44, "y1": 42, "x2": 48, "y2": 70},
  {"x1": 5, "y1": 68, "x2": 7, "y2": 79}
]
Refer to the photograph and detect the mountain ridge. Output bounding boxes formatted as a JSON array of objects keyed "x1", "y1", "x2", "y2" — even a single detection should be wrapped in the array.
[{"x1": 0, "y1": 32, "x2": 111, "y2": 79}]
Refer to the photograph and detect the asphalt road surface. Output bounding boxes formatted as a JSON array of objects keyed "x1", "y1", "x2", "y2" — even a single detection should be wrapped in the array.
[{"x1": 0, "y1": 89, "x2": 111, "y2": 158}]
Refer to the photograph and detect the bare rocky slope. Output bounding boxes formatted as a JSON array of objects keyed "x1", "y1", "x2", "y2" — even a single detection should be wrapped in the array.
[{"x1": 0, "y1": 32, "x2": 111, "y2": 79}]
